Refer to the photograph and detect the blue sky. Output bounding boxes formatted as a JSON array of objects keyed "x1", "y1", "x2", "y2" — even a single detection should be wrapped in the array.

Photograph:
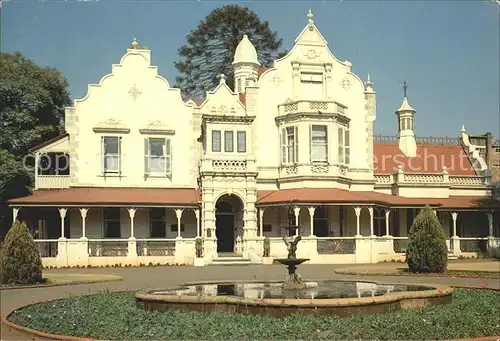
[{"x1": 2, "y1": 0, "x2": 499, "y2": 138}]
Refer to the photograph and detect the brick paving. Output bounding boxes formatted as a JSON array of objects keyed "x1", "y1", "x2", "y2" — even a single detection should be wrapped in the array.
[{"x1": 2, "y1": 264, "x2": 500, "y2": 340}]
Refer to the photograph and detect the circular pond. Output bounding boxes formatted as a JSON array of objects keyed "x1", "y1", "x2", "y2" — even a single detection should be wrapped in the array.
[{"x1": 136, "y1": 280, "x2": 453, "y2": 317}]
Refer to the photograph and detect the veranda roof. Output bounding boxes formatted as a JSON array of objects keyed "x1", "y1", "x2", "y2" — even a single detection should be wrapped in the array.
[
  {"x1": 8, "y1": 187, "x2": 200, "y2": 207},
  {"x1": 256, "y1": 188, "x2": 499, "y2": 209}
]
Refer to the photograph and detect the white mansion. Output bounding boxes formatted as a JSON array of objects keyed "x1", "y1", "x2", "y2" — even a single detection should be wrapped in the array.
[{"x1": 9, "y1": 10, "x2": 500, "y2": 267}]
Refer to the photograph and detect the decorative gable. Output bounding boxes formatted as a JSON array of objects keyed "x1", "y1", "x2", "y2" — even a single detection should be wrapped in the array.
[{"x1": 200, "y1": 74, "x2": 247, "y2": 120}]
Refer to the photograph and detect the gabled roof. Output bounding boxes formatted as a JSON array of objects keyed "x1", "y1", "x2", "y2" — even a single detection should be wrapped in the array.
[{"x1": 29, "y1": 133, "x2": 69, "y2": 153}]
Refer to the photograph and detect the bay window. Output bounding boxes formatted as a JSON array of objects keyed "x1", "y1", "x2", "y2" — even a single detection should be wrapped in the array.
[
  {"x1": 224, "y1": 131, "x2": 234, "y2": 152},
  {"x1": 144, "y1": 137, "x2": 171, "y2": 176},
  {"x1": 310, "y1": 125, "x2": 328, "y2": 163},
  {"x1": 281, "y1": 126, "x2": 298, "y2": 164},
  {"x1": 212, "y1": 130, "x2": 221, "y2": 152}
]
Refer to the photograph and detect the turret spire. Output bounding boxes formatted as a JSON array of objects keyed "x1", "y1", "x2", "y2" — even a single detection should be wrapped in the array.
[
  {"x1": 403, "y1": 80, "x2": 408, "y2": 98},
  {"x1": 395, "y1": 80, "x2": 417, "y2": 157}
]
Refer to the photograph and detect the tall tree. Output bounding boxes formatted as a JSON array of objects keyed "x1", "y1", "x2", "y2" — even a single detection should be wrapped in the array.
[
  {"x1": 0, "y1": 52, "x2": 71, "y2": 236},
  {"x1": 0, "y1": 52, "x2": 71, "y2": 158},
  {"x1": 174, "y1": 5, "x2": 287, "y2": 99}
]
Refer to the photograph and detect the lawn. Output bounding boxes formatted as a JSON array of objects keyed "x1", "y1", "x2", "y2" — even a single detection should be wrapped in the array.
[{"x1": 8, "y1": 289, "x2": 500, "y2": 340}]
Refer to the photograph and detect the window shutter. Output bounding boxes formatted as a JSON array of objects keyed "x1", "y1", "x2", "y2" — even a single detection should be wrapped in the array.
[
  {"x1": 144, "y1": 138, "x2": 150, "y2": 175},
  {"x1": 281, "y1": 128, "x2": 286, "y2": 164},
  {"x1": 309, "y1": 125, "x2": 312, "y2": 163},
  {"x1": 294, "y1": 126, "x2": 298, "y2": 163},
  {"x1": 100, "y1": 136, "x2": 105, "y2": 174},
  {"x1": 338, "y1": 127, "x2": 344, "y2": 163},
  {"x1": 118, "y1": 137, "x2": 122, "y2": 174},
  {"x1": 166, "y1": 138, "x2": 172, "y2": 175}
]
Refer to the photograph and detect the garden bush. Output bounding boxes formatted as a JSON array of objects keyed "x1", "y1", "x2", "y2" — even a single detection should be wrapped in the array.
[
  {"x1": 406, "y1": 205, "x2": 448, "y2": 273},
  {"x1": 1, "y1": 220, "x2": 43, "y2": 285}
]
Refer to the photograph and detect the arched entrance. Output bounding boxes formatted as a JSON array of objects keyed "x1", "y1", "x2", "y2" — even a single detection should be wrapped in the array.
[{"x1": 215, "y1": 194, "x2": 244, "y2": 253}]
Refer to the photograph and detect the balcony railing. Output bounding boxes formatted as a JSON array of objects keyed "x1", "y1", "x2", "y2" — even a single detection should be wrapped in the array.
[
  {"x1": 36, "y1": 175, "x2": 70, "y2": 189},
  {"x1": 316, "y1": 237, "x2": 356, "y2": 254},
  {"x1": 277, "y1": 100, "x2": 348, "y2": 117}
]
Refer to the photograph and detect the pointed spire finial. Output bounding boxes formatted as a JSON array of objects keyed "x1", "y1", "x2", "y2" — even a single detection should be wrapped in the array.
[
  {"x1": 365, "y1": 73, "x2": 373, "y2": 88},
  {"x1": 219, "y1": 73, "x2": 226, "y2": 84},
  {"x1": 461, "y1": 125, "x2": 466, "y2": 133},
  {"x1": 403, "y1": 80, "x2": 408, "y2": 98},
  {"x1": 307, "y1": 9, "x2": 314, "y2": 25},
  {"x1": 130, "y1": 37, "x2": 140, "y2": 49}
]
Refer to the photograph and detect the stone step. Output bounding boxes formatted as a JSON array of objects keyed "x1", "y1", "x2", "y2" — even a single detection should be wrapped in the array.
[
  {"x1": 447, "y1": 253, "x2": 458, "y2": 260},
  {"x1": 211, "y1": 257, "x2": 252, "y2": 265}
]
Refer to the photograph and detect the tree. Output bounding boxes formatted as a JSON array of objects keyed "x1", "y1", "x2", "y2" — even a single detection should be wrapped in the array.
[
  {"x1": 174, "y1": 5, "x2": 287, "y2": 99},
  {"x1": 0, "y1": 52, "x2": 71, "y2": 236},
  {"x1": 0, "y1": 52, "x2": 71, "y2": 158},
  {"x1": 1, "y1": 220, "x2": 43, "y2": 285},
  {"x1": 406, "y1": 205, "x2": 448, "y2": 273}
]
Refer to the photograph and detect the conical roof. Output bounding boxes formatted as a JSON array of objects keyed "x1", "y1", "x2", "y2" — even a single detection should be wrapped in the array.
[{"x1": 233, "y1": 34, "x2": 260, "y2": 65}]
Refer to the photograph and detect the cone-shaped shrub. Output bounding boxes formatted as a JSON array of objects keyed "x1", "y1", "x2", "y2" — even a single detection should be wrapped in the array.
[
  {"x1": 406, "y1": 205, "x2": 448, "y2": 273},
  {"x1": 1, "y1": 221, "x2": 43, "y2": 285}
]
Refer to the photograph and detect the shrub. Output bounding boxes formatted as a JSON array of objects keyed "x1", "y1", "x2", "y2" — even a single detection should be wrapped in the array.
[
  {"x1": 1, "y1": 221, "x2": 43, "y2": 285},
  {"x1": 406, "y1": 205, "x2": 448, "y2": 273}
]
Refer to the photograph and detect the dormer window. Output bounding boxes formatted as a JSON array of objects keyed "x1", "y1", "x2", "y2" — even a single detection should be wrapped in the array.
[{"x1": 300, "y1": 72, "x2": 324, "y2": 100}]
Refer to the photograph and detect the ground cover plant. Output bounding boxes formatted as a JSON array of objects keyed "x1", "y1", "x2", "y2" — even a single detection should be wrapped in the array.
[{"x1": 8, "y1": 289, "x2": 500, "y2": 340}]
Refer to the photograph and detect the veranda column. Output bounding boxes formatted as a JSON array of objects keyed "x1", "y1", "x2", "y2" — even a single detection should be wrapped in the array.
[
  {"x1": 368, "y1": 207, "x2": 374, "y2": 236},
  {"x1": 175, "y1": 209, "x2": 183, "y2": 238},
  {"x1": 128, "y1": 208, "x2": 136, "y2": 238},
  {"x1": 195, "y1": 209, "x2": 200, "y2": 238},
  {"x1": 487, "y1": 211, "x2": 495, "y2": 250},
  {"x1": 80, "y1": 208, "x2": 88, "y2": 238},
  {"x1": 59, "y1": 208, "x2": 67, "y2": 238},
  {"x1": 354, "y1": 207, "x2": 362, "y2": 236},
  {"x1": 258, "y1": 208, "x2": 265, "y2": 237},
  {"x1": 451, "y1": 212, "x2": 460, "y2": 255},
  {"x1": 308, "y1": 206, "x2": 316, "y2": 236},
  {"x1": 126, "y1": 208, "x2": 138, "y2": 263},
  {"x1": 293, "y1": 207, "x2": 301, "y2": 236},
  {"x1": 12, "y1": 207, "x2": 19, "y2": 223},
  {"x1": 57, "y1": 208, "x2": 68, "y2": 267},
  {"x1": 384, "y1": 209, "x2": 391, "y2": 236}
]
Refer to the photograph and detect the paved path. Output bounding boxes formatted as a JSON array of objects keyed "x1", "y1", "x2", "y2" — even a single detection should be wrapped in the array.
[{"x1": 2, "y1": 264, "x2": 500, "y2": 340}]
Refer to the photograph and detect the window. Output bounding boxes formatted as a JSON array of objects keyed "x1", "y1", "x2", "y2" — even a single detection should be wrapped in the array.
[
  {"x1": 212, "y1": 130, "x2": 221, "y2": 152},
  {"x1": 300, "y1": 72, "x2": 323, "y2": 100},
  {"x1": 337, "y1": 127, "x2": 350, "y2": 165},
  {"x1": 224, "y1": 131, "x2": 234, "y2": 152},
  {"x1": 263, "y1": 224, "x2": 272, "y2": 232},
  {"x1": 144, "y1": 138, "x2": 171, "y2": 175},
  {"x1": 101, "y1": 136, "x2": 121, "y2": 173},
  {"x1": 149, "y1": 208, "x2": 166, "y2": 238},
  {"x1": 310, "y1": 125, "x2": 328, "y2": 163},
  {"x1": 281, "y1": 126, "x2": 298, "y2": 164},
  {"x1": 103, "y1": 208, "x2": 121, "y2": 238},
  {"x1": 237, "y1": 131, "x2": 246, "y2": 153}
]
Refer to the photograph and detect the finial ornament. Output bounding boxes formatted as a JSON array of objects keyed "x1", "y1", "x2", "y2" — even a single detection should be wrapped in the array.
[
  {"x1": 307, "y1": 9, "x2": 314, "y2": 25},
  {"x1": 130, "y1": 37, "x2": 139, "y2": 49},
  {"x1": 461, "y1": 125, "x2": 466, "y2": 133},
  {"x1": 403, "y1": 80, "x2": 408, "y2": 98},
  {"x1": 365, "y1": 73, "x2": 373, "y2": 88},
  {"x1": 219, "y1": 73, "x2": 226, "y2": 84}
]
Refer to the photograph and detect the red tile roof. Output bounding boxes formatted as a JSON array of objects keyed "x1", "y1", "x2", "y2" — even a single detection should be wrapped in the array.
[
  {"x1": 256, "y1": 188, "x2": 498, "y2": 209},
  {"x1": 8, "y1": 188, "x2": 200, "y2": 206},
  {"x1": 239, "y1": 93, "x2": 246, "y2": 106},
  {"x1": 373, "y1": 143, "x2": 476, "y2": 175},
  {"x1": 257, "y1": 66, "x2": 267, "y2": 77}
]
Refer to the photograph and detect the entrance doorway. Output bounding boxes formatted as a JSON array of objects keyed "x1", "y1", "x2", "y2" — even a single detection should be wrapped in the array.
[{"x1": 215, "y1": 195, "x2": 243, "y2": 253}]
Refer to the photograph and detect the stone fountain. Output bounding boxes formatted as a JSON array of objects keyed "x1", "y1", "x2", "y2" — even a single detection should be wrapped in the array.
[{"x1": 275, "y1": 224, "x2": 309, "y2": 291}]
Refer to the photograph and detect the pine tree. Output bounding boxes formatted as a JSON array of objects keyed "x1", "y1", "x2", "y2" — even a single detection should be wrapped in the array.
[
  {"x1": 174, "y1": 5, "x2": 287, "y2": 99},
  {"x1": 406, "y1": 205, "x2": 448, "y2": 273},
  {"x1": 1, "y1": 220, "x2": 43, "y2": 285}
]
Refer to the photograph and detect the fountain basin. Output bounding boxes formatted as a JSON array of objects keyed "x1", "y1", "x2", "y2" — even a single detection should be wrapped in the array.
[
  {"x1": 136, "y1": 280, "x2": 453, "y2": 317},
  {"x1": 275, "y1": 258, "x2": 310, "y2": 267}
]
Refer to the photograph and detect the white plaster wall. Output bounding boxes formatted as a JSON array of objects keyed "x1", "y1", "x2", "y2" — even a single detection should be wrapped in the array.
[{"x1": 66, "y1": 48, "x2": 197, "y2": 188}]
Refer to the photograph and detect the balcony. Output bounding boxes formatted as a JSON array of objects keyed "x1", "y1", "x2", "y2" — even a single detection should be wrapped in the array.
[
  {"x1": 277, "y1": 100, "x2": 348, "y2": 120},
  {"x1": 36, "y1": 175, "x2": 70, "y2": 189}
]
